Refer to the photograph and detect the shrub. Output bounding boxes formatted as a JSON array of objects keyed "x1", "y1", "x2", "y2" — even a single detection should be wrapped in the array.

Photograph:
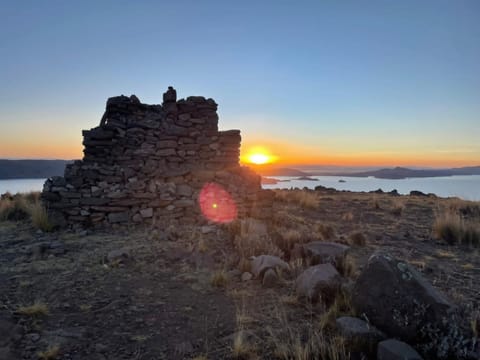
[
  {"x1": 28, "y1": 201, "x2": 54, "y2": 232},
  {"x1": 433, "y1": 210, "x2": 480, "y2": 247},
  {"x1": 348, "y1": 231, "x2": 367, "y2": 246}
]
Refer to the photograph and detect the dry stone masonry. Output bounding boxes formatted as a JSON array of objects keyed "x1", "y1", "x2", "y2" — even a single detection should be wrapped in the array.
[{"x1": 42, "y1": 87, "x2": 267, "y2": 228}]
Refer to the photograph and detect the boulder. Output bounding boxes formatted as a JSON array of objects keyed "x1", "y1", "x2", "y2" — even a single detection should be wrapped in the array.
[
  {"x1": 251, "y1": 255, "x2": 289, "y2": 279},
  {"x1": 352, "y1": 252, "x2": 454, "y2": 342},
  {"x1": 301, "y1": 241, "x2": 350, "y2": 270},
  {"x1": 262, "y1": 268, "x2": 278, "y2": 287},
  {"x1": 241, "y1": 272, "x2": 253, "y2": 281},
  {"x1": 377, "y1": 339, "x2": 423, "y2": 360},
  {"x1": 336, "y1": 316, "x2": 385, "y2": 352},
  {"x1": 294, "y1": 263, "x2": 341, "y2": 302}
]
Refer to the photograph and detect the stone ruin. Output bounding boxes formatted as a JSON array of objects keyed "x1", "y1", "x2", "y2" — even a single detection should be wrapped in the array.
[{"x1": 42, "y1": 87, "x2": 269, "y2": 228}]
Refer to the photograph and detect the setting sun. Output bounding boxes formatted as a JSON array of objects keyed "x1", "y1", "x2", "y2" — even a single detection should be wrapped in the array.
[
  {"x1": 241, "y1": 146, "x2": 277, "y2": 165},
  {"x1": 248, "y1": 153, "x2": 270, "y2": 164}
]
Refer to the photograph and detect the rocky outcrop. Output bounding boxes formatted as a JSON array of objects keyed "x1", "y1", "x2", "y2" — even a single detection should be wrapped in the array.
[{"x1": 42, "y1": 87, "x2": 267, "y2": 228}]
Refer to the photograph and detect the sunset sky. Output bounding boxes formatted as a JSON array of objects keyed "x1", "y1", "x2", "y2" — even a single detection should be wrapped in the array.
[{"x1": 1, "y1": 1, "x2": 479, "y2": 167}]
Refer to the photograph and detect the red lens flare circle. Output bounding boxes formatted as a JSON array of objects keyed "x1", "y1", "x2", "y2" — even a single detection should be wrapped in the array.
[{"x1": 198, "y1": 183, "x2": 237, "y2": 223}]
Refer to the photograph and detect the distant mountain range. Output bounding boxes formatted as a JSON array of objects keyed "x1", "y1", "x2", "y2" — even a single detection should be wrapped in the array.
[
  {"x1": 1, "y1": 160, "x2": 479, "y2": 181},
  {"x1": 253, "y1": 165, "x2": 480, "y2": 179},
  {"x1": 0, "y1": 160, "x2": 72, "y2": 179},
  {"x1": 336, "y1": 166, "x2": 480, "y2": 179}
]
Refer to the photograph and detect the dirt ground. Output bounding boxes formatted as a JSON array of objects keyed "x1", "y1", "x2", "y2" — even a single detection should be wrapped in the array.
[{"x1": 0, "y1": 190, "x2": 479, "y2": 359}]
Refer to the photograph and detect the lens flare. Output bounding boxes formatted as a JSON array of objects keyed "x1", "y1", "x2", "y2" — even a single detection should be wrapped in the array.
[{"x1": 199, "y1": 183, "x2": 237, "y2": 223}]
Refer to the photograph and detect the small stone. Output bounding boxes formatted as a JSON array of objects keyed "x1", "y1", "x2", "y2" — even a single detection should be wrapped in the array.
[
  {"x1": 377, "y1": 339, "x2": 423, "y2": 360},
  {"x1": 241, "y1": 272, "x2": 253, "y2": 281},
  {"x1": 140, "y1": 208, "x2": 153, "y2": 218},
  {"x1": 251, "y1": 255, "x2": 289, "y2": 278},
  {"x1": 262, "y1": 268, "x2": 278, "y2": 287}
]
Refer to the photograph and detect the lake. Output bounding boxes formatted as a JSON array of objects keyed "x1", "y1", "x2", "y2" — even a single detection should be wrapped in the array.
[
  {"x1": 1, "y1": 175, "x2": 479, "y2": 201},
  {"x1": 263, "y1": 175, "x2": 480, "y2": 201},
  {"x1": 0, "y1": 179, "x2": 47, "y2": 195}
]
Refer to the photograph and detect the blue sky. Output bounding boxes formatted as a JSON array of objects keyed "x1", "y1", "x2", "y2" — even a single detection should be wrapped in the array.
[{"x1": 1, "y1": 0, "x2": 479, "y2": 166}]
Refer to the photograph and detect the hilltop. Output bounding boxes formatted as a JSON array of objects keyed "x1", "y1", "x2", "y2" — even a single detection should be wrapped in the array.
[{"x1": 0, "y1": 160, "x2": 72, "y2": 180}]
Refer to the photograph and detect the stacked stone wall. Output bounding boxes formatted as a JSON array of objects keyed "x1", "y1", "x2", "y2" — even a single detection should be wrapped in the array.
[{"x1": 42, "y1": 87, "x2": 267, "y2": 228}]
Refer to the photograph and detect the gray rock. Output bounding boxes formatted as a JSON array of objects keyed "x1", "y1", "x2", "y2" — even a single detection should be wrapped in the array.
[
  {"x1": 107, "y1": 211, "x2": 129, "y2": 223},
  {"x1": 302, "y1": 241, "x2": 350, "y2": 270},
  {"x1": 262, "y1": 268, "x2": 278, "y2": 287},
  {"x1": 336, "y1": 316, "x2": 385, "y2": 352},
  {"x1": 241, "y1": 272, "x2": 253, "y2": 281},
  {"x1": 352, "y1": 252, "x2": 454, "y2": 342},
  {"x1": 140, "y1": 208, "x2": 153, "y2": 218},
  {"x1": 106, "y1": 248, "x2": 130, "y2": 264},
  {"x1": 251, "y1": 255, "x2": 289, "y2": 278},
  {"x1": 295, "y1": 263, "x2": 341, "y2": 302},
  {"x1": 377, "y1": 339, "x2": 423, "y2": 360}
]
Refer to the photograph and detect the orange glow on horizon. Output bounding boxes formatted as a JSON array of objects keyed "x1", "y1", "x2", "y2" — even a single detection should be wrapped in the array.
[{"x1": 241, "y1": 146, "x2": 278, "y2": 165}]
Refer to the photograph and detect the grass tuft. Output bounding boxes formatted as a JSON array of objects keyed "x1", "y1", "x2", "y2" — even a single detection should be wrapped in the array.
[
  {"x1": 28, "y1": 201, "x2": 54, "y2": 232},
  {"x1": 433, "y1": 209, "x2": 480, "y2": 246},
  {"x1": 210, "y1": 270, "x2": 228, "y2": 288},
  {"x1": 348, "y1": 231, "x2": 366, "y2": 246},
  {"x1": 37, "y1": 345, "x2": 60, "y2": 360},
  {"x1": 17, "y1": 301, "x2": 49, "y2": 317}
]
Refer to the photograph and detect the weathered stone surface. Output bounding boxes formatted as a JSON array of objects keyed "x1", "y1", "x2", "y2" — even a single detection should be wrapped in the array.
[
  {"x1": 301, "y1": 241, "x2": 350, "y2": 269},
  {"x1": 251, "y1": 255, "x2": 289, "y2": 279},
  {"x1": 377, "y1": 339, "x2": 423, "y2": 360},
  {"x1": 352, "y1": 252, "x2": 454, "y2": 342},
  {"x1": 241, "y1": 272, "x2": 253, "y2": 281},
  {"x1": 295, "y1": 263, "x2": 341, "y2": 302},
  {"x1": 336, "y1": 316, "x2": 385, "y2": 352},
  {"x1": 262, "y1": 268, "x2": 278, "y2": 287},
  {"x1": 108, "y1": 212, "x2": 129, "y2": 223}
]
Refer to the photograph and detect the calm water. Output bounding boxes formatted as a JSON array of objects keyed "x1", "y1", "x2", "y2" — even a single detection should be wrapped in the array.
[
  {"x1": 1, "y1": 176, "x2": 479, "y2": 201},
  {"x1": 0, "y1": 179, "x2": 47, "y2": 195},
  {"x1": 263, "y1": 175, "x2": 480, "y2": 201}
]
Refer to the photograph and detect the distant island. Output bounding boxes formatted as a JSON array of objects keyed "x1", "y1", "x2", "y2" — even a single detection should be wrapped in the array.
[
  {"x1": 0, "y1": 159, "x2": 72, "y2": 179},
  {"x1": 253, "y1": 165, "x2": 480, "y2": 180},
  {"x1": 337, "y1": 166, "x2": 480, "y2": 179}
]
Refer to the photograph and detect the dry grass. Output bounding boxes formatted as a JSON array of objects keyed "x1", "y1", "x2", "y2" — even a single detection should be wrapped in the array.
[
  {"x1": 233, "y1": 218, "x2": 284, "y2": 259},
  {"x1": 232, "y1": 330, "x2": 257, "y2": 359},
  {"x1": 29, "y1": 201, "x2": 54, "y2": 232},
  {"x1": 279, "y1": 294, "x2": 299, "y2": 306},
  {"x1": 274, "y1": 190, "x2": 319, "y2": 209},
  {"x1": 192, "y1": 356, "x2": 208, "y2": 360},
  {"x1": 433, "y1": 208, "x2": 480, "y2": 246},
  {"x1": 434, "y1": 249, "x2": 456, "y2": 259},
  {"x1": 37, "y1": 345, "x2": 60, "y2": 360},
  {"x1": 0, "y1": 195, "x2": 29, "y2": 221},
  {"x1": 17, "y1": 301, "x2": 49, "y2": 317},
  {"x1": 341, "y1": 254, "x2": 357, "y2": 278},
  {"x1": 347, "y1": 231, "x2": 366, "y2": 246},
  {"x1": 267, "y1": 305, "x2": 349, "y2": 360},
  {"x1": 341, "y1": 212, "x2": 354, "y2": 221},
  {"x1": 319, "y1": 289, "x2": 355, "y2": 331},
  {"x1": 210, "y1": 270, "x2": 228, "y2": 288},
  {"x1": 0, "y1": 192, "x2": 54, "y2": 231},
  {"x1": 313, "y1": 222, "x2": 336, "y2": 240},
  {"x1": 390, "y1": 198, "x2": 405, "y2": 216}
]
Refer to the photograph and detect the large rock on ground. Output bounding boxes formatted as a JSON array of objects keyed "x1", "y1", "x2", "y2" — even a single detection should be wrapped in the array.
[
  {"x1": 301, "y1": 241, "x2": 350, "y2": 270},
  {"x1": 294, "y1": 263, "x2": 341, "y2": 302},
  {"x1": 352, "y1": 252, "x2": 454, "y2": 342},
  {"x1": 377, "y1": 339, "x2": 423, "y2": 360},
  {"x1": 251, "y1": 255, "x2": 289, "y2": 279},
  {"x1": 336, "y1": 316, "x2": 386, "y2": 352}
]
